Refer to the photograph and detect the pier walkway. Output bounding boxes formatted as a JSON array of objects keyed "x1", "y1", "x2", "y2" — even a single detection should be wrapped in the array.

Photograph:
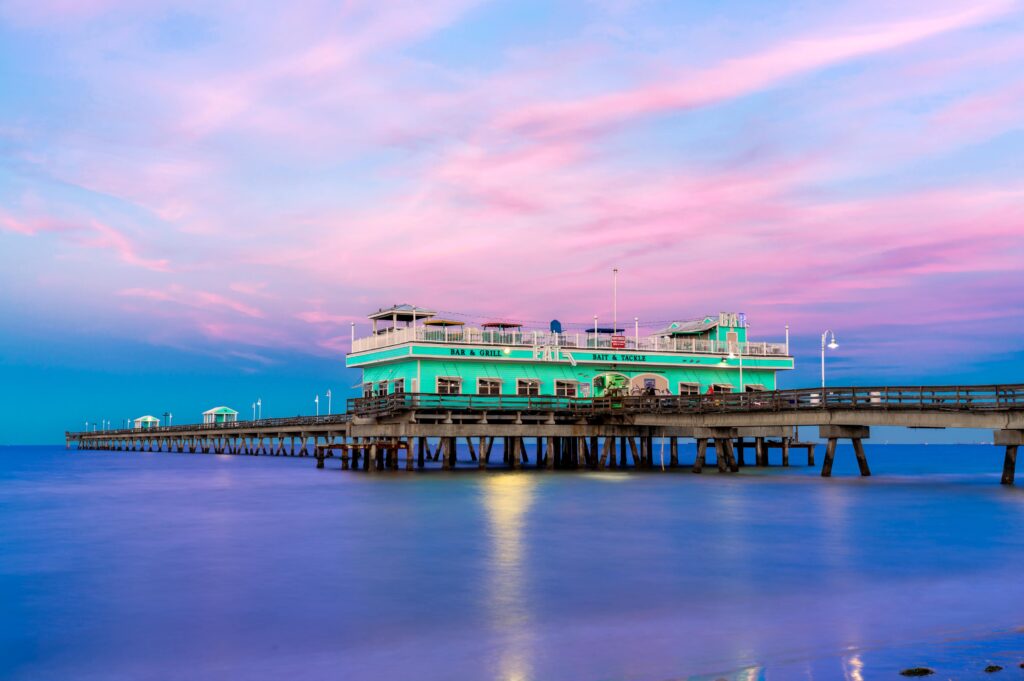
[{"x1": 67, "y1": 384, "x2": 1024, "y2": 484}]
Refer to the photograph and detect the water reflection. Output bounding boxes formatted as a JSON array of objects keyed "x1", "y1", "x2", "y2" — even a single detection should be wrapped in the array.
[
  {"x1": 482, "y1": 474, "x2": 536, "y2": 681},
  {"x1": 842, "y1": 652, "x2": 864, "y2": 681}
]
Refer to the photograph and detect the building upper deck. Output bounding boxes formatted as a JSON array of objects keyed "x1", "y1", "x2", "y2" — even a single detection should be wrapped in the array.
[{"x1": 351, "y1": 324, "x2": 789, "y2": 357}]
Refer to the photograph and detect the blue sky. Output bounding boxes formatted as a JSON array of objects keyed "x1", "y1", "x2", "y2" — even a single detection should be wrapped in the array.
[{"x1": 1, "y1": 0, "x2": 1023, "y2": 443}]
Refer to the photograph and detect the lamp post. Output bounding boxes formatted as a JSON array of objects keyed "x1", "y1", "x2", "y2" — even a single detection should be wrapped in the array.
[
  {"x1": 326, "y1": 389, "x2": 332, "y2": 415},
  {"x1": 314, "y1": 394, "x2": 319, "y2": 417},
  {"x1": 821, "y1": 330, "x2": 839, "y2": 389},
  {"x1": 252, "y1": 402, "x2": 256, "y2": 421},
  {"x1": 168, "y1": 413, "x2": 173, "y2": 426},
  {"x1": 257, "y1": 398, "x2": 262, "y2": 420},
  {"x1": 634, "y1": 316, "x2": 639, "y2": 348},
  {"x1": 728, "y1": 347, "x2": 744, "y2": 393}
]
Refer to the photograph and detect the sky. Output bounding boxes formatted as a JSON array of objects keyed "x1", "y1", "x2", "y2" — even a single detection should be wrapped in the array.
[{"x1": 1, "y1": 0, "x2": 1023, "y2": 443}]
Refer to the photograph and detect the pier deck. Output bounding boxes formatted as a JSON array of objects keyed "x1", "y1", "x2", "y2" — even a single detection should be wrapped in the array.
[{"x1": 66, "y1": 384, "x2": 1024, "y2": 484}]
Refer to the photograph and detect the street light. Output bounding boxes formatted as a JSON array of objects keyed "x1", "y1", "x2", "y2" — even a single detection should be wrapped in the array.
[
  {"x1": 326, "y1": 389, "x2": 332, "y2": 415},
  {"x1": 314, "y1": 394, "x2": 320, "y2": 417},
  {"x1": 821, "y1": 330, "x2": 839, "y2": 388},
  {"x1": 252, "y1": 402, "x2": 257, "y2": 420},
  {"x1": 257, "y1": 398, "x2": 262, "y2": 420}
]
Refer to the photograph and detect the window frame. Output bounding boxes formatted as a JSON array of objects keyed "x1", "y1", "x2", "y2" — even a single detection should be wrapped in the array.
[
  {"x1": 678, "y1": 382, "x2": 700, "y2": 395},
  {"x1": 436, "y1": 376, "x2": 462, "y2": 395},
  {"x1": 477, "y1": 377, "x2": 502, "y2": 396},
  {"x1": 554, "y1": 380, "x2": 578, "y2": 397},
  {"x1": 516, "y1": 378, "x2": 540, "y2": 396}
]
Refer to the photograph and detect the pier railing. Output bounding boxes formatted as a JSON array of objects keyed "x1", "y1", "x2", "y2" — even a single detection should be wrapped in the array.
[
  {"x1": 67, "y1": 385, "x2": 1024, "y2": 437},
  {"x1": 67, "y1": 414, "x2": 351, "y2": 438},
  {"x1": 348, "y1": 385, "x2": 1024, "y2": 418},
  {"x1": 351, "y1": 325, "x2": 788, "y2": 357}
]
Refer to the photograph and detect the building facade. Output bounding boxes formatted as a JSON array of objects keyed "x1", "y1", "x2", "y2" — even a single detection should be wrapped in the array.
[{"x1": 346, "y1": 305, "x2": 794, "y2": 398}]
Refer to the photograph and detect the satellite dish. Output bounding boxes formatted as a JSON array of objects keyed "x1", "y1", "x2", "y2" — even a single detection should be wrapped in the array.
[{"x1": 550, "y1": 319, "x2": 562, "y2": 334}]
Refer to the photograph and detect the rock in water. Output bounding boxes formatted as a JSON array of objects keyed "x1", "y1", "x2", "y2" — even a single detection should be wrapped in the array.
[
  {"x1": 899, "y1": 669, "x2": 935, "y2": 677},
  {"x1": 983, "y1": 665, "x2": 1003, "y2": 673}
]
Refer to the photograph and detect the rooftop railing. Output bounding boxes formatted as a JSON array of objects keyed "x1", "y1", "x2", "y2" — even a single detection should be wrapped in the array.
[{"x1": 351, "y1": 325, "x2": 788, "y2": 356}]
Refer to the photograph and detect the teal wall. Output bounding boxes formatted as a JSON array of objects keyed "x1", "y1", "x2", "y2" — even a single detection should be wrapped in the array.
[{"x1": 356, "y1": 354, "x2": 785, "y2": 395}]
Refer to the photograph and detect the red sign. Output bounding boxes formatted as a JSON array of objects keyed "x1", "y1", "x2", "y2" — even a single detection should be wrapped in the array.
[{"x1": 611, "y1": 335, "x2": 626, "y2": 349}]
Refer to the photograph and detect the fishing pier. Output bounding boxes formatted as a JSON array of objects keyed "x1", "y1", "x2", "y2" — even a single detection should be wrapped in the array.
[{"x1": 67, "y1": 384, "x2": 1024, "y2": 485}]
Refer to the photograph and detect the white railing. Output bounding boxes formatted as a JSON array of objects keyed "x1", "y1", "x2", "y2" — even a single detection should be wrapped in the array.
[{"x1": 351, "y1": 326, "x2": 789, "y2": 356}]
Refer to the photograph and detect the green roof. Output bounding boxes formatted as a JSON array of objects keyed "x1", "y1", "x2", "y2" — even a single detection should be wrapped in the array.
[{"x1": 203, "y1": 406, "x2": 238, "y2": 415}]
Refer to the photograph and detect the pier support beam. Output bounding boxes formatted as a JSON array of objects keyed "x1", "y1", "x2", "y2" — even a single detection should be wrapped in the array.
[
  {"x1": 693, "y1": 428, "x2": 737, "y2": 474},
  {"x1": 995, "y1": 430, "x2": 1023, "y2": 485},
  {"x1": 818, "y1": 425, "x2": 871, "y2": 477}
]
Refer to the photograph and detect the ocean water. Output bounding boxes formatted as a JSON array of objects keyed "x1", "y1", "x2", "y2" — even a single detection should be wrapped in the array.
[{"x1": 1, "y1": 444, "x2": 1023, "y2": 680}]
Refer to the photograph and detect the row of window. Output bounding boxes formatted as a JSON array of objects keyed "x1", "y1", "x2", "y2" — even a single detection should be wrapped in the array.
[
  {"x1": 441, "y1": 378, "x2": 577, "y2": 396},
  {"x1": 363, "y1": 378, "x2": 763, "y2": 397},
  {"x1": 363, "y1": 379, "x2": 405, "y2": 398}
]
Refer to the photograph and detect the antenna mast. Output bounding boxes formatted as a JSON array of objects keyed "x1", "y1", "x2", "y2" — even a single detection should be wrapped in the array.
[{"x1": 613, "y1": 267, "x2": 618, "y2": 333}]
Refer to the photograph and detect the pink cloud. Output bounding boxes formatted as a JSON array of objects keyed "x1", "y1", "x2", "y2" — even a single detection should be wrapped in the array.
[
  {"x1": 2, "y1": 210, "x2": 171, "y2": 272},
  {"x1": 81, "y1": 220, "x2": 171, "y2": 272},
  {"x1": 119, "y1": 285, "x2": 264, "y2": 318},
  {"x1": 496, "y1": 1, "x2": 1016, "y2": 138}
]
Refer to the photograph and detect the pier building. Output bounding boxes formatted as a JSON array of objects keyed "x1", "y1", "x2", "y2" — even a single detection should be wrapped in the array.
[
  {"x1": 203, "y1": 406, "x2": 238, "y2": 424},
  {"x1": 133, "y1": 415, "x2": 159, "y2": 430},
  {"x1": 347, "y1": 305, "x2": 794, "y2": 398}
]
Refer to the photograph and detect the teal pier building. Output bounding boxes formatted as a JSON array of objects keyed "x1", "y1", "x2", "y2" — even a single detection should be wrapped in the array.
[{"x1": 347, "y1": 305, "x2": 794, "y2": 399}]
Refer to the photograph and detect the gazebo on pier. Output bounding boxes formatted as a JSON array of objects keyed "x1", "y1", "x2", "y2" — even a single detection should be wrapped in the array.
[
  {"x1": 133, "y1": 415, "x2": 160, "y2": 430},
  {"x1": 203, "y1": 406, "x2": 239, "y2": 424}
]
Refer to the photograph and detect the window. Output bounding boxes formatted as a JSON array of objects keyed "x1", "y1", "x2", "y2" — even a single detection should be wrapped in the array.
[
  {"x1": 516, "y1": 379, "x2": 540, "y2": 396},
  {"x1": 555, "y1": 380, "x2": 577, "y2": 397},
  {"x1": 375, "y1": 381, "x2": 388, "y2": 396},
  {"x1": 678, "y1": 382, "x2": 700, "y2": 395},
  {"x1": 437, "y1": 377, "x2": 462, "y2": 395},
  {"x1": 362, "y1": 382, "x2": 373, "y2": 398},
  {"x1": 478, "y1": 378, "x2": 501, "y2": 396},
  {"x1": 393, "y1": 378, "x2": 405, "y2": 394},
  {"x1": 744, "y1": 384, "x2": 765, "y2": 392},
  {"x1": 710, "y1": 383, "x2": 734, "y2": 393}
]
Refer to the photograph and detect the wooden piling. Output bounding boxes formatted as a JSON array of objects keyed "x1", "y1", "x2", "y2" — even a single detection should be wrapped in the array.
[
  {"x1": 693, "y1": 439, "x2": 707, "y2": 474},
  {"x1": 821, "y1": 438, "x2": 837, "y2": 477},
  {"x1": 1002, "y1": 445, "x2": 1017, "y2": 485},
  {"x1": 852, "y1": 438, "x2": 871, "y2": 476}
]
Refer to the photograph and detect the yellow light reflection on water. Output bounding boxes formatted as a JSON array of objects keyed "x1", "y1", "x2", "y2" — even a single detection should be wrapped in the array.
[
  {"x1": 843, "y1": 652, "x2": 865, "y2": 681},
  {"x1": 482, "y1": 474, "x2": 536, "y2": 681}
]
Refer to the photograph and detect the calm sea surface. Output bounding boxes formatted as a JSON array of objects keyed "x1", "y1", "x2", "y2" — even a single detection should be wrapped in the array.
[{"x1": 2, "y1": 444, "x2": 1023, "y2": 680}]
